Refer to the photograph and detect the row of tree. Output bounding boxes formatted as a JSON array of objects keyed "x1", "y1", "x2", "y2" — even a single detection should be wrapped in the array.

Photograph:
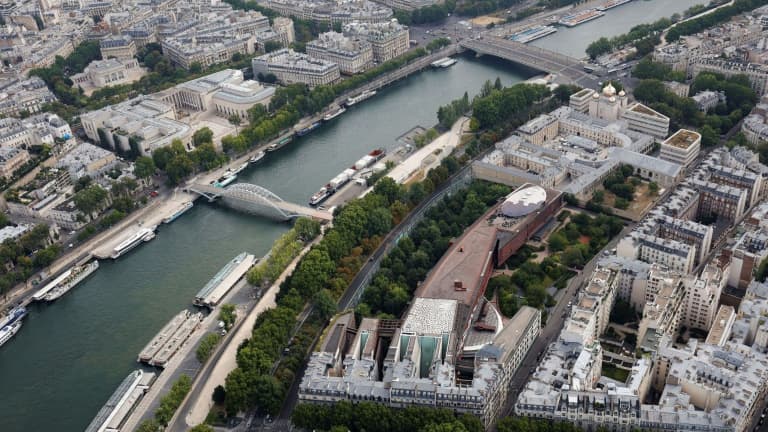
[
  {"x1": 666, "y1": 0, "x2": 768, "y2": 42},
  {"x1": 586, "y1": 17, "x2": 673, "y2": 60},
  {"x1": 246, "y1": 218, "x2": 320, "y2": 286},
  {"x1": 151, "y1": 138, "x2": 228, "y2": 185},
  {"x1": 632, "y1": 64, "x2": 756, "y2": 142},
  {"x1": 292, "y1": 402, "x2": 601, "y2": 432},
  {"x1": 359, "y1": 181, "x2": 510, "y2": 318},
  {"x1": 292, "y1": 402, "x2": 483, "y2": 432},
  {"x1": 0, "y1": 224, "x2": 57, "y2": 295},
  {"x1": 394, "y1": 1, "x2": 455, "y2": 25}
]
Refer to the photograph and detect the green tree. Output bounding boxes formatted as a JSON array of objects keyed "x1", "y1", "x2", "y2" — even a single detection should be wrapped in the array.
[
  {"x1": 134, "y1": 156, "x2": 156, "y2": 179},
  {"x1": 189, "y1": 425, "x2": 214, "y2": 432},
  {"x1": 192, "y1": 127, "x2": 214, "y2": 147},
  {"x1": 648, "y1": 181, "x2": 659, "y2": 196},
  {"x1": 313, "y1": 289, "x2": 337, "y2": 321},
  {"x1": 196, "y1": 332, "x2": 222, "y2": 362},
  {"x1": 218, "y1": 304, "x2": 237, "y2": 329},
  {"x1": 73, "y1": 184, "x2": 108, "y2": 215},
  {"x1": 294, "y1": 217, "x2": 321, "y2": 240},
  {"x1": 213, "y1": 385, "x2": 226, "y2": 404},
  {"x1": 135, "y1": 419, "x2": 161, "y2": 432},
  {"x1": 614, "y1": 197, "x2": 629, "y2": 210},
  {"x1": 228, "y1": 114, "x2": 242, "y2": 134}
]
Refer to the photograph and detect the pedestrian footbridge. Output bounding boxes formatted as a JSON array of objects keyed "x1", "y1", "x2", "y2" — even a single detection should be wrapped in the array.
[{"x1": 188, "y1": 183, "x2": 332, "y2": 222}]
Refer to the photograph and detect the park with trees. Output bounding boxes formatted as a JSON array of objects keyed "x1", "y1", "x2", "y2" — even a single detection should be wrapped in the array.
[
  {"x1": 631, "y1": 61, "x2": 757, "y2": 143},
  {"x1": 489, "y1": 210, "x2": 624, "y2": 319}
]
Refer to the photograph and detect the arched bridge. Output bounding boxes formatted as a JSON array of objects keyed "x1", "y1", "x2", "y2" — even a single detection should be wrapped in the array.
[
  {"x1": 460, "y1": 37, "x2": 597, "y2": 87},
  {"x1": 188, "y1": 183, "x2": 332, "y2": 222}
]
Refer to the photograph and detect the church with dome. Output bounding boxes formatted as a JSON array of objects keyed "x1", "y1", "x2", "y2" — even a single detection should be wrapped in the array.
[{"x1": 588, "y1": 82, "x2": 628, "y2": 121}]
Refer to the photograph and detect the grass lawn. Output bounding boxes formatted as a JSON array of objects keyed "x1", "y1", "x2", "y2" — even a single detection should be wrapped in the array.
[{"x1": 602, "y1": 363, "x2": 630, "y2": 383}]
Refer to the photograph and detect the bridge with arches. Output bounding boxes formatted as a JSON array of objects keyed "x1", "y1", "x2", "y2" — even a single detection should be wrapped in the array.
[{"x1": 188, "y1": 183, "x2": 332, "y2": 222}]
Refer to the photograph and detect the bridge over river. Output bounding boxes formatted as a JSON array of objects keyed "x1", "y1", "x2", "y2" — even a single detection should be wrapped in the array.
[
  {"x1": 460, "y1": 37, "x2": 598, "y2": 87},
  {"x1": 188, "y1": 183, "x2": 332, "y2": 222}
]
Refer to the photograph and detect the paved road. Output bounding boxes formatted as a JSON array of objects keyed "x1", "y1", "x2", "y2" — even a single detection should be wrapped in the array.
[{"x1": 121, "y1": 276, "x2": 258, "y2": 431}]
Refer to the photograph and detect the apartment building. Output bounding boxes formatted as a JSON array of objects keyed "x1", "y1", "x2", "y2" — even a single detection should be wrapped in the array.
[
  {"x1": 343, "y1": 20, "x2": 409, "y2": 63},
  {"x1": 252, "y1": 48, "x2": 340, "y2": 87},
  {"x1": 99, "y1": 35, "x2": 136, "y2": 60},
  {"x1": 306, "y1": 31, "x2": 373, "y2": 74},
  {"x1": 0, "y1": 147, "x2": 30, "y2": 178}
]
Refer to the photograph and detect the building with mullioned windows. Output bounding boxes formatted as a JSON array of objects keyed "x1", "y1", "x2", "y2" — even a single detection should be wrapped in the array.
[
  {"x1": 252, "y1": 49, "x2": 340, "y2": 87},
  {"x1": 343, "y1": 20, "x2": 409, "y2": 63},
  {"x1": 306, "y1": 31, "x2": 373, "y2": 74}
]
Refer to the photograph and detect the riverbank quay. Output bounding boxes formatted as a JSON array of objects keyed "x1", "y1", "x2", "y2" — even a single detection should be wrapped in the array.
[{"x1": 0, "y1": 46, "x2": 463, "y2": 314}]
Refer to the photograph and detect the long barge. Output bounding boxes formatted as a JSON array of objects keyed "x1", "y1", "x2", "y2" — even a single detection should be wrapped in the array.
[
  {"x1": 163, "y1": 202, "x2": 194, "y2": 224},
  {"x1": 508, "y1": 25, "x2": 558, "y2": 44},
  {"x1": 558, "y1": 9, "x2": 605, "y2": 27},
  {"x1": 137, "y1": 310, "x2": 190, "y2": 364},
  {"x1": 33, "y1": 260, "x2": 99, "y2": 302},
  {"x1": 148, "y1": 311, "x2": 203, "y2": 368},
  {"x1": 193, "y1": 252, "x2": 257, "y2": 308},
  {"x1": 84, "y1": 369, "x2": 156, "y2": 432},
  {"x1": 309, "y1": 148, "x2": 385, "y2": 206}
]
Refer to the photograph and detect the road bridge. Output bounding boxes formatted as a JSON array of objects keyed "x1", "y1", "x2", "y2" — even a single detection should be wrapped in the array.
[
  {"x1": 188, "y1": 183, "x2": 332, "y2": 222},
  {"x1": 460, "y1": 37, "x2": 597, "y2": 87}
]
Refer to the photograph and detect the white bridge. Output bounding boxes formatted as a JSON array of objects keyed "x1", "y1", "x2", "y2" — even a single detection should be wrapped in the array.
[{"x1": 188, "y1": 183, "x2": 332, "y2": 222}]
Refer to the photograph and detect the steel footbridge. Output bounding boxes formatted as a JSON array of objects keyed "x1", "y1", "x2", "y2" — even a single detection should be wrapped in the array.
[{"x1": 188, "y1": 183, "x2": 332, "y2": 222}]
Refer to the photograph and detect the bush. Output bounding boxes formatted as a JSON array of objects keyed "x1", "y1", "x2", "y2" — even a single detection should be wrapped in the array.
[
  {"x1": 196, "y1": 332, "x2": 222, "y2": 363},
  {"x1": 614, "y1": 197, "x2": 629, "y2": 210},
  {"x1": 155, "y1": 375, "x2": 192, "y2": 426}
]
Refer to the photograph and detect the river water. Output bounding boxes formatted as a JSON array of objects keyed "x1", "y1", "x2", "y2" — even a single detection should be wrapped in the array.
[
  {"x1": 0, "y1": 55, "x2": 530, "y2": 432},
  {"x1": 531, "y1": 0, "x2": 707, "y2": 58},
  {"x1": 0, "y1": 1, "x2": 706, "y2": 429}
]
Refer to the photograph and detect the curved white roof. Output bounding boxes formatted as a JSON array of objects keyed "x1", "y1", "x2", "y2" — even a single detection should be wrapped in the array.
[{"x1": 501, "y1": 185, "x2": 547, "y2": 217}]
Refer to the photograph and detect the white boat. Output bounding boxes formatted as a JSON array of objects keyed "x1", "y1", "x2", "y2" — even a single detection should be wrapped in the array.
[
  {"x1": 309, "y1": 187, "x2": 330, "y2": 206},
  {"x1": 431, "y1": 57, "x2": 457, "y2": 68},
  {"x1": 346, "y1": 90, "x2": 377, "y2": 107},
  {"x1": 0, "y1": 320, "x2": 22, "y2": 347},
  {"x1": 266, "y1": 143, "x2": 279, "y2": 152},
  {"x1": 111, "y1": 227, "x2": 156, "y2": 259},
  {"x1": 323, "y1": 107, "x2": 346, "y2": 122},
  {"x1": 250, "y1": 151, "x2": 265, "y2": 164},
  {"x1": 232, "y1": 162, "x2": 249, "y2": 175},
  {"x1": 163, "y1": 202, "x2": 194, "y2": 224},
  {"x1": 558, "y1": 9, "x2": 605, "y2": 27},
  {"x1": 214, "y1": 173, "x2": 237, "y2": 188},
  {"x1": 0, "y1": 306, "x2": 26, "y2": 330},
  {"x1": 43, "y1": 261, "x2": 99, "y2": 302}
]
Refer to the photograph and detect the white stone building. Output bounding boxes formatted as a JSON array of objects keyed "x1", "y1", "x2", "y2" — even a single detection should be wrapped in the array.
[
  {"x1": 252, "y1": 48, "x2": 340, "y2": 87},
  {"x1": 306, "y1": 31, "x2": 373, "y2": 74},
  {"x1": 343, "y1": 20, "x2": 409, "y2": 63}
]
